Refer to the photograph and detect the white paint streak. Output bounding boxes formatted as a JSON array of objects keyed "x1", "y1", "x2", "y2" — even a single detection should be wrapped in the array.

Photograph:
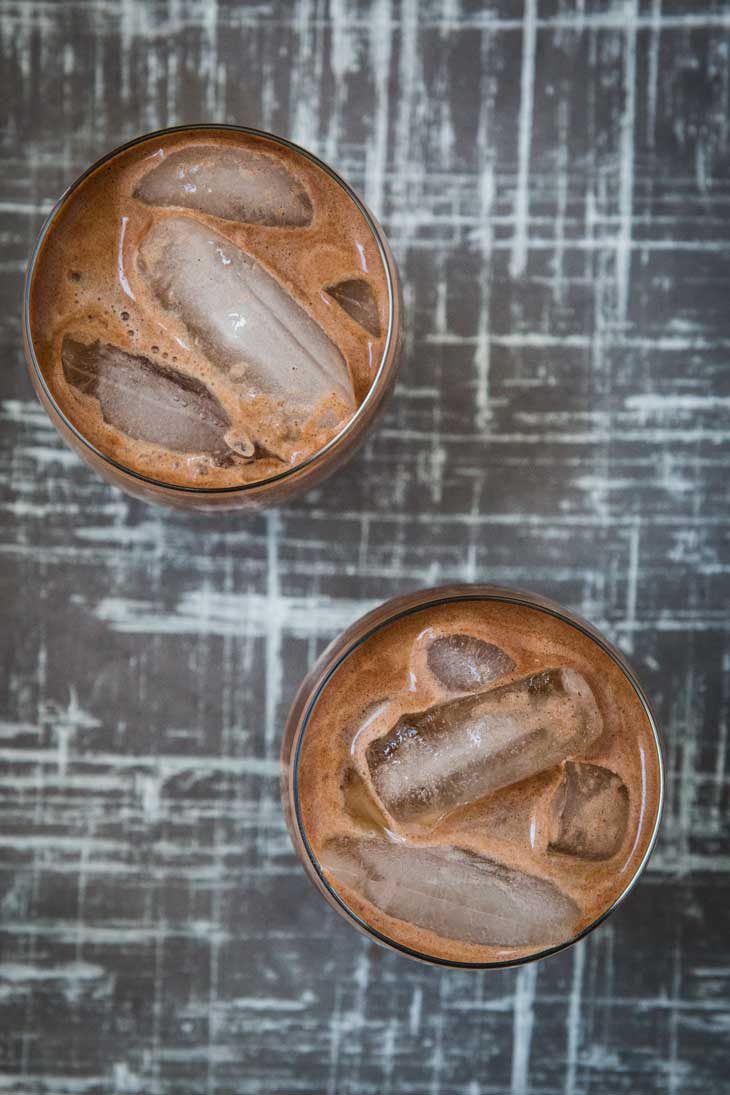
[
  {"x1": 647, "y1": 0, "x2": 662, "y2": 150},
  {"x1": 366, "y1": 0, "x2": 393, "y2": 216},
  {"x1": 474, "y1": 76, "x2": 494, "y2": 431},
  {"x1": 0, "y1": 962, "x2": 105, "y2": 982},
  {"x1": 622, "y1": 521, "x2": 641, "y2": 655},
  {"x1": 510, "y1": 0, "x2": 537, "y2": 279},
  {"x1": 264, "y1": 510, "x2": 282, "y2": 754},
  {"x1": 616, "y1": 0, "x2": 637, "y2": 323},
  {"x1": 563, "y1": 942, "x2": 586, "y2": 1095},
  {"x1": 511, "y1": 963, "x2": 538, "y2": 1093},
  {"x1": 93, "y1": 590, "x2": 377, "y2": 639},
  {"x1": 409, "y1": 985, "x2": 423, "y2": 1035}
]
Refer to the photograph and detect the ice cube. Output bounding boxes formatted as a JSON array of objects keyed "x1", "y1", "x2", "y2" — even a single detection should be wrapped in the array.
[
  {"x1": 549, "y1": 762, "x2": 629, "y2": 860},
  {"x1": 427, "y1": 633, "x2": 516, "y2": 693},
  {"x1": 457, "y1": 768, "x2": 560, "y2": 850},
  {"x1": 366, "y1": 668, "x2": 603, "y2": 827},
  {"x1": 133, "y1": 144, "x2": 313, "y2": 226},
  {"x1": 61, "y1": 337, "x2": 246, "y2": 460},
  {"x1": 325, "y1": 279, "x2": 381, "y2": 336},
  {"x1": 321, "y1": 836, "x2": 580, "y2": 948},
  {"x1": 137, "y1": 217, "x2": 356, "y2": 426},
  {"x1": 341, "y1": 767, "x2": 390, "y2": 836}
]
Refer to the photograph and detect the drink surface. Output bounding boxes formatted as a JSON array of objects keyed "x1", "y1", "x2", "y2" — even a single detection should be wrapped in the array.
[
  {"x1": 29, "y1": 128, "x2": 389, "y2": 488},
  {"x1": 297, "y1": 597, "x2": 662, "y2": 964}
]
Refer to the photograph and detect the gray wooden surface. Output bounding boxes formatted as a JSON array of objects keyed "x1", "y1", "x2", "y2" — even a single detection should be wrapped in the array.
[{"x1": 2, "y1": 1, "x2": 729, "y2": 1092}]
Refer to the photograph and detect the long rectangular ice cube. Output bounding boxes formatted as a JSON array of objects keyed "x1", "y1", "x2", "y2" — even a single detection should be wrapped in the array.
[
  {"x1": 366, "y1": 668, "x2": 603, "y2": 827},
  {"x1": 137, "y1": 216, "x2": 356, "y2": 418},
  {"x1": 322, "y1": 836, "x2": 580, "y2": 948}
]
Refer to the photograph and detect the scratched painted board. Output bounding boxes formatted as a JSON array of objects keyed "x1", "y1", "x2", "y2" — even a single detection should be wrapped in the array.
[{"x1": 1, "y1": 0, "x2": 729, "y2": 1093}]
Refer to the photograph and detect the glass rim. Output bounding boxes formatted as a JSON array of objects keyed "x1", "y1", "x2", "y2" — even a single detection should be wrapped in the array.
[
  {"x1": 23, "y1": 122, "x2": 399, "y2": 495},
  {"x1": 291, "y1": 582, "x2": 665, "y2": 970}
]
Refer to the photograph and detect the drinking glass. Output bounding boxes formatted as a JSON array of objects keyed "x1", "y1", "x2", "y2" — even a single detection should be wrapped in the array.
[
  {"x1": 23, "y1": 124, "x2": 402, "y2": 512},
  {"x1": 281, "y1": 583, "x2": 664, "y2": 968}
]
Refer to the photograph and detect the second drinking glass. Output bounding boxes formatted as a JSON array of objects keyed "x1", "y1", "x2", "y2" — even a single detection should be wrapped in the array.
[{"x1": 282, "y1": 584, "x2": 664, "y2": 968}]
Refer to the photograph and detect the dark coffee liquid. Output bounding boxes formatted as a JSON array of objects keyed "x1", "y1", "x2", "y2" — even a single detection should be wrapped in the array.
[
  {"x1": 297, "y1": 598, "x2": 662, "y2": 964},
  {"x1": 29, "y1": 129, "x2": 389, "y2": 487}
]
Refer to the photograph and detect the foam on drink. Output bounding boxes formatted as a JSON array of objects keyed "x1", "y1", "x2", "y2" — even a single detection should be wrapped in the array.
[
  {"x1": 296, "y1": 598, "x2": 662, "y2": 964},
  {"x1": 29, "y1": 129, "x2": 390, "y2": 487}
]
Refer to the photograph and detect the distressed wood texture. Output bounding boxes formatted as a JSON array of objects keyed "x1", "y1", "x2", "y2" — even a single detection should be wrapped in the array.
[{"x1": 2, "y1": 1, "x2": 730, "y2": 1092}]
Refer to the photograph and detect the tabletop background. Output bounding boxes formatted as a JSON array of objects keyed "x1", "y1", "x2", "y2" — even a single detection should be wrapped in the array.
[{"x1": 2, "y1": 1, "x2": 730, "y2": 1092}]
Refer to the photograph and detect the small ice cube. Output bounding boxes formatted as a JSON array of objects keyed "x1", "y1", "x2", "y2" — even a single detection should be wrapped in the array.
[
  {"x1": 61, "y1": 337, "x2": 245, "y2": 460},
  {"x1": 427, "y1": 633, "x2": 516, "y2": 692},
  {"x1": 325, "y1": 279, "x2": 381, "y2": 336},
  {"x1": 549, "y1": 762, "x2": 629, "y2": 860},
  {"x1": 137, "y1": 216, "x2": 356, "y2": 433},
  {"x1": 134, "y1": 144, "x2": 313, "y2": 226},
  {"x1": 321, "y1": 835, "x2": 581, "y2": 948},
  {"x1": 366, "y1": 668, "x2": 603, "y2": 828}
]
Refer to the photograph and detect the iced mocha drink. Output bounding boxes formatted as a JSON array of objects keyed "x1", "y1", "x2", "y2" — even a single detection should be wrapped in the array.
[
  {"x1": 283, "y1": 587, "x2": 663, "y2": 966},
  {"x1": 24, "y1": 126, "x2": 400, "y2": 509}
]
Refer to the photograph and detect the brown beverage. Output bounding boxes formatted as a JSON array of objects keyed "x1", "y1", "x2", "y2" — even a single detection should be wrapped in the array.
[
  {"x1": 25, "y1": 126, "x2": 399, "y2": 507},
  {"x1": 283, "y1": 587, "x2": 663, "y2": 966}
]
